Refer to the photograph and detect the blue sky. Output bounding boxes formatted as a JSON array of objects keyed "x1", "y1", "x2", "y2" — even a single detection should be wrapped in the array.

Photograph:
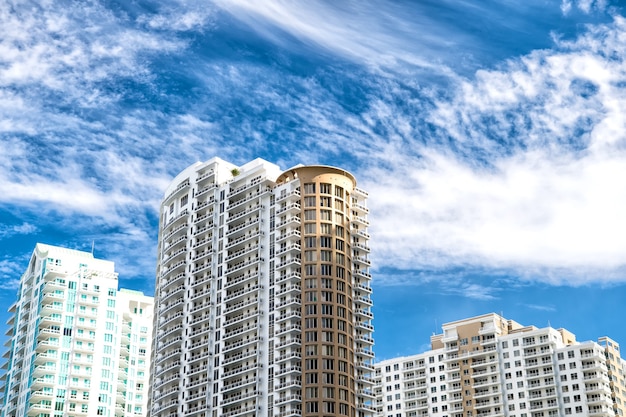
[{"x1": 1, "y1": 0, "x2": 625, "y2": 360}]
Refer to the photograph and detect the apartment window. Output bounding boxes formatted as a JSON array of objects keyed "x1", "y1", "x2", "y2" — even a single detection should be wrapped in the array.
[
  {"x1": 304, "y1": 210, "x2": 316, "y2": 220},
  {"x1": 320, "y1": 183, "x2": 332, "y2": 194},
  {"x1": 320, "y1": 210, "x2": 331, "y2": 220},
  {"x1": 336, "y1": 266, "x2": 345, "y2": 279},
  {"x1": 304, "y1": 223, "x2": 316, "y2": 234},
  {"x1": 320, "y1": 197, "x2": 332, "y2": 207},
  {"x1": 304, "y1": 183, "x2": 316, "y2": 194},
  {"x1": 304, "y1": 196, "x2": 316, "y2": 207},
  {"x1": 320, "y1": 237, "x2": 332, "y2": 248},
  {"x1": 335, "y1": 186, "x2": 344, "y2": 198}
]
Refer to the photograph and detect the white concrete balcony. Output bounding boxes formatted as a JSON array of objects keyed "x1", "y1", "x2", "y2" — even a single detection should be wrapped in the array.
[
  {"x1": 224, "y1": 257, "x2": 263, "y2": 276},
  {"x1": 276, "y1": 230, "x2": 301, "y2": 243},
  {"x1": 162, "y1": 222, "x2": 188, "y2": 242},
  {"x1": 275, "y1": 311, "x2": 301, "y2": 323},
  {"x1": 355, "y1": 295, "x2": 373, "y2": 306},
  {"x1": 352, "y1": 200, "x2": 369, "y2": 213},
  {"x1": 159, "y1": 336, "x2": 183, "y2": 351},
  {"x1": 160, "y1": 298, "x2": 185, "y2": 316},
  {"x1": 223, "y1": 349, "x2": 258, "y2": 366},
  {"x1": 275, "y1": 365, "x2": 302, "y2": 377},
  {"x1": 223, "y1": 336, "x2": 260, "y2": 354},
  {"x1": 196, "y1": 183, "x2": 217, "y2": 197},
  {"x1": 223, "y1": 362, "x2": 259, "y2": 379},
  {"x1": 275, "y1": 202, "x2": 301, "y2": 216},
  {"x1": 225, "y1": 284, "x2": 261, "y2": 303},
  {"x1": 221, "y1": 377, "x2": 256, "y2": 392},
  {"x1": 274, "y1": 394, "x2": 302, "y2": 406},
  {"x1": 351, "y1": 229, "x2": 370, "y2": 240},
  {"x1": 356, "y1": 320, "x2": 374, "y2": 332},
  {"x1": 229, "y1": 204, "x2": 263, "y2": 222},
  {"x1": 473, "y1": 377, "x2": 499, "y2": 388},
  {"x1": 275, "y1": 337, "x2": 301, "y2": 349},
  {"x1": 196, "y1": 197, "x2": 216, "y2": 211},
  {"x1": 224, "y1": 310, "x2": 259, "y2": 327},
  {"x1": 220, "y1": 390, "x2": 259, "y2": 406},
  {"x1": 275, "y1": 324, "x2": 301, "y2": 336},
  {"x1": 275, "y1": 271, "x2": 301, "y2": 285},
  {"x1": 274, "y1": 379, "x2": 302, "y2": 391},
  {"x1": 224, "y1": 324, "x2": 257, "y2": 340},
  {"x1": 275, "y1": 284, "x2": 301, "y2": 297},
  {"x1": 162, "y1": 260, "x2": 186, "y2": 277},
  {"x1": 225, "y1": 244, "x2": 259, "y2": 263},
  {"x1": 191, "y1": 248, "x2": 213, "y2": 262},
  {"x1": 228, "y1": 187, "x2": 269, "y2": 210},
  {"x1": 222, "y1": 404, "x2": 258, "y2": 417},
  {"x1": 164, "y1": 210, "x2": 189, "y2": 232},
  {"x1": 274, "y1": 297, "x2": 301, "y2": 309},
  {"x1": 276, "y1": 189, "x2": 301, "y2": 203},
  {"x1": 155, "y1": 373, "x2": 180, "y2": 389},
  {"x1": 355, "y1": 308, "x2": 373, "y2": 319},
  {"x1": 275, "y1": 242, "x2": 301, "y2": 256},
  {"x1": 227, "y1": 217, "x2": 260, "y2": 238},
  {"x1": 162, "y1": 284, "x2": 185, "y2": 302},
  {"x1": 354, "y1": 269, "x2": 372, "y2": 280},
  {"x1": 224, "y1": 297, "x2": 259, "y2": 315},
  {"x1": 187, "y1": 376, "x2": 211, "y2": 390},
  {"x1": 275, "y1": 351, "x2": 301, "y2": 363},
  {"x1": 155, "y1": 360, "x2": 180, "y2": 377}
]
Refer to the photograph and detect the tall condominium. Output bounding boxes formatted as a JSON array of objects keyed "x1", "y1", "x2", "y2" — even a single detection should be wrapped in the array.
[
  {"x1": 375, "y1": 313, "x2": 626, "y2": 417},
  {"x1": 0, "y1": 244, "x2": 154, "y2": 417},
  {"x1": 149, "y1": 157, "x2": 375, "y2": 417}
]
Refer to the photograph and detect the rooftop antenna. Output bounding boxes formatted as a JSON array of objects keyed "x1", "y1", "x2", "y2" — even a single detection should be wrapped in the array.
[{"x1": 91, "y1": 240, "x2": 95, "y2": 255}]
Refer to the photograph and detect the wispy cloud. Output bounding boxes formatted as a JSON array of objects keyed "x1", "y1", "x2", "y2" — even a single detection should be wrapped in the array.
[
  {"x1": 364, "y1": 16, "x2": 626, "y2": 285},
  {"x1": 522, "y1": 303, "x2": 557, "y2": 312},
  {"x1": 0, "y1": 223, "x2": 37, "y2": 240}
]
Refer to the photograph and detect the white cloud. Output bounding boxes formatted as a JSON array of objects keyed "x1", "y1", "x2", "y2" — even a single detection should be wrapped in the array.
[
  {"x1": 0, "y1": 223, "x2": 38, "y2": 239},
  {"x1": 364, "y1": 17, "x2": 626, "y2": 285},
  {"x1": 212, "y1": 0, "x2": 471, "y2": 71}
]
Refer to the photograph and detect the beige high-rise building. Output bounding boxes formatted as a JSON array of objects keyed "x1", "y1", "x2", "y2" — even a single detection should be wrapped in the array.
[
  {"x1": 375, "y1": 313, "x2": 625, "y2": 417},
  {"x1": 149, "y1": 157, "x2": 375, "y2": 417}
]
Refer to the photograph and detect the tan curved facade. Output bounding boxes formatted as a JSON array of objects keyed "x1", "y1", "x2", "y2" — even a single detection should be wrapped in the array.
[{"x1": 278, "y1": 167, "x2": 360, "y2": 417}]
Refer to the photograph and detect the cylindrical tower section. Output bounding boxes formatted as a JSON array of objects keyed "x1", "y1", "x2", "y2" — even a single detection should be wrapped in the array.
[{"x1": 278, "y1": 166, "x2": 359, "y2": 417}]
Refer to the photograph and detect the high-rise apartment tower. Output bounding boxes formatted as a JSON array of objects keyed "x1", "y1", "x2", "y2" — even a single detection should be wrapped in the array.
[
  {"x1": 0, "y1": 244, "x2": 154, "y2": 417},
  {"x1": 149, "y1": 157, "x2": 375, "y2": 417},
  {"x1": 375, "y1": 313, "x2": 626, "y2": 417}
]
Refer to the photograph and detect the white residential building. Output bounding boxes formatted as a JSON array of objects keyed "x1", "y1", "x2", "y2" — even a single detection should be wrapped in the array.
[
  {"x1": 375, "y1": 313, "x2": 626, "y2": 417},
  {"x1": 149, "y1": 157, "x2": 375, "y2": 417},
  {"x1": 0, "y1": 243, "x2": 154, "y2": 417}
]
